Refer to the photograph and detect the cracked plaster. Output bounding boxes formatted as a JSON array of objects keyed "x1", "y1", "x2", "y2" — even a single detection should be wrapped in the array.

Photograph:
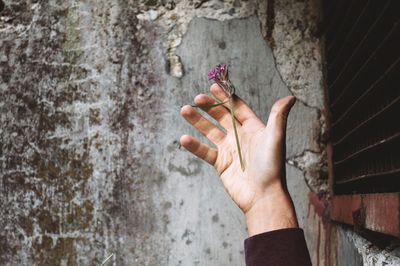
[
  {"x1": 0, "y1": 0, "x2": 322, "y2": 261},
  {"x1": 1, "y1": 0, "x2": 396, "y2": 265}
]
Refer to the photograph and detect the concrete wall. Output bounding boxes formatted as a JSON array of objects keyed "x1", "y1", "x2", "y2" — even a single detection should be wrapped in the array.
[{"x1": 0, "y1": 0, "x2": 399, "y2": 265}]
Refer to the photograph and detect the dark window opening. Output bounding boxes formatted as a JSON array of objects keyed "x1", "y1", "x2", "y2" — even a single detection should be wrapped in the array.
[{"x1": 324, "y1": 0, "x2": 400, "y2": 195}]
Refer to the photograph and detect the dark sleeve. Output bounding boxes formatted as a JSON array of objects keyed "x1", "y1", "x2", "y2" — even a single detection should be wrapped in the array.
[{"x1": 244, "y1": 228, "x2": 312, "y2": 266}]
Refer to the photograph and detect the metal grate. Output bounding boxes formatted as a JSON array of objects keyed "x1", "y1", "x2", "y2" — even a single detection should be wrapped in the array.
[{"x1": 325, "y1": 0, "x2": 400, "y2": 194}]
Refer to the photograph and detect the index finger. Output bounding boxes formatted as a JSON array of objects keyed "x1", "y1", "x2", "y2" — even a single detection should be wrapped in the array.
[{"x1": 210, "y1": 83, "x2": 263, "y2": 126}]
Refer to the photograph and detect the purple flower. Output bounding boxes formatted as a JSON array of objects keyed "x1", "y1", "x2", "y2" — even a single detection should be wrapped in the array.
[
  {"x1": 207, "y1": 68, "x2": 218, "y2": 80},
  {"x1": 207, "y1": 63, "x2": 235, "y2": 96},
  {"x1": 218, "y1": 63, "x2": 227, "y2": 74},
  {"x1": 208, "y1": 64, "x2": 228, "y2": 81}
]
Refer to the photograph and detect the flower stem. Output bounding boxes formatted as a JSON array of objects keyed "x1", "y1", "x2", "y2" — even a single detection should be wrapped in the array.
[
  {"x1": 229, "y1": 98, "x2": 245, "y2": 171},
  {"x1": 191, "y1": 100, "x2": 229, "y2": 108},
  {"x1": 100, "y1": 253, "x2": 114, "y2": 266}
]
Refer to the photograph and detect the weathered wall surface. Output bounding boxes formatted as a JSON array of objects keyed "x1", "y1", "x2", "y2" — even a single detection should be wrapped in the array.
[{"x1": 1, "y1": 0, "x2": 398, "y2": 265}]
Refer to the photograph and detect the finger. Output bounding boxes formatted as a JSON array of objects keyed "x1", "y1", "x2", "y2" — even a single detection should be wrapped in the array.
[
  {"x1": 210, "y1": 83, "x2": 262, "y2": 126},
  {"x1": 265, "y1": 96, "x2": 296, "y2": 143},
  {"x1": 180, "y1": 105, "x2": 225, "y2": 145},
  {"x1": 194, "y1": 94, "x2": 235, "y2": 131},
  {"x1": 180, "y1": 135, "x2": 217, "y2": 165}
]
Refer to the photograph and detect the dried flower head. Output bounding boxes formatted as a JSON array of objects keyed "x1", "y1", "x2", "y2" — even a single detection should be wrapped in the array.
[{"x1": 208, "y1": 64, "x2": 235, "y2": 96}]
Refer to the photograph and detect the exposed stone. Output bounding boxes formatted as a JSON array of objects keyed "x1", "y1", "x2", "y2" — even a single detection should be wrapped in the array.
[
  {"x1": 337, "y1": 226, "x2": 400, "y2": 266},
  {"x1": 287, "y1": 150, "x2": 328, "y2": 194}
]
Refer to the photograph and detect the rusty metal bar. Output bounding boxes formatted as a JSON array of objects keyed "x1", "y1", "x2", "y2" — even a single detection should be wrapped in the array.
[
  {"x1": 334, "y1": 132, "x2": 400, "y2": 167},
  {"x1": 335, "y1": 168, "x2": 400, "y2": 185}
]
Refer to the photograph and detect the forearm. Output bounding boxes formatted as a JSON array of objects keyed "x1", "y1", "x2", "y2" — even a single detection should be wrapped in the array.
[
  {"x1": 245, "y1": 187, "x2": 298, "y2": 237},
  {"x1": 243, "y1": 187, "x2": 312, "y2": 266}
]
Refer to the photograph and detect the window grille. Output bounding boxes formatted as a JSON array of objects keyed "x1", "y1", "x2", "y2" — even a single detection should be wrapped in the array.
[
  {"x1": 324, "y1": 0, "x2": 400, "y2": 237},
  {"x1": 325, "y1": 0, "x2": 400, "y2": 195}
]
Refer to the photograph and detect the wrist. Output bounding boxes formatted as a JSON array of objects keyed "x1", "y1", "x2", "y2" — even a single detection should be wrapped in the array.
[{"x1": 245, "y1": 187, "x2": 298, "y2": 237}]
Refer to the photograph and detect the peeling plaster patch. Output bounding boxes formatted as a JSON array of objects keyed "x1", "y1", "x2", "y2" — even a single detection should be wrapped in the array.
[
  {"x1": 257, "y1": 0, "x2": 328, "y2": 196},
  {"x1": 287, "y1": 150, "x2": 328, "y2": 194},
  {"x1": 262, "y1": 0, "x2": 324, "y2": 110},
  {"x1": 256, "y1": 0, "x2": 328, "y2": 197},
  {"x1": 136, "y1": 0, "x2": 261, "y2": 78}
]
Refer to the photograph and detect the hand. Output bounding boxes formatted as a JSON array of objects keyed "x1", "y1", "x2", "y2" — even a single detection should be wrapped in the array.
[{"x1": 180, "y1": 84, "x2": 298, "y2": 236}]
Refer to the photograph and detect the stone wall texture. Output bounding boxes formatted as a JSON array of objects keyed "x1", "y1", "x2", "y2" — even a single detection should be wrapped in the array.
[{"x1": 1, "y1": 0, "x2": 399, "y2": 265}]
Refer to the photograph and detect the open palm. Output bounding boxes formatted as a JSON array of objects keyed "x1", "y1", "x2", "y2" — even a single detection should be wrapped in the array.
[{"x1": 180, "y1": 84, "x2": 296, "y2": 215}]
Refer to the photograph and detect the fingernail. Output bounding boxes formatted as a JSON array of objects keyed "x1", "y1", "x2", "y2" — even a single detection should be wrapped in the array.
[{"x1": 289, "y1": 96, "x2": 296, "y2": 106}]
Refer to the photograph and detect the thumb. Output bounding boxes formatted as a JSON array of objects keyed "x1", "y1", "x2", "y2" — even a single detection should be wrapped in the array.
[{"x1": 265, "y1": 96, "x2": 296, "y2": 143}]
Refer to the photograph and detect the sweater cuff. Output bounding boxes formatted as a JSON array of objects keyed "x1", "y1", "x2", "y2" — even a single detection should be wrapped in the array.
[{"x1": 244, "y1": 228, "x2": 312, "y2": 266}]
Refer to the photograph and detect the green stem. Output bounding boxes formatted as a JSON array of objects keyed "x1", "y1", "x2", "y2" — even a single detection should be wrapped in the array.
[
  {"x1": 100, "y1": 253, "x2": 114, "y2": 266},
  {"x1": 229, "y1": 98, "x2": 245, "y2": 171},
  {"x1": 191, "y1": 100, "x2": 229, "y2": 108}
]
